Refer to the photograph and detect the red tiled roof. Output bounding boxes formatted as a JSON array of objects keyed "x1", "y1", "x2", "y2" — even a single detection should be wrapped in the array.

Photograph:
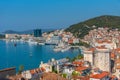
[
  {"x1": 110, "y1": 75, "x2": 117, "y2": 79},
  {"x1": 73, "y1": 61, "x2": 84, "y2": 66},
  {"x1": 115, "y1": 48, "x2": 120, "y2": 52},
  {"x1": 115, "y1": 59, "x2": 120, "y2": 63},
  {"x1": 68, "y1": 39, "x2": 73, "y2": 44},
  {"x1": 75, "y1": 66, "x2": 88, "y2": 72},
  {"x1": 30, "y1": 69, "x2": 35, "y2": 74},
  {"x1": 41, "y1": 72, "x2": 68, "y2": 80},
  {"x1": 90, "y1": 71, "x2": 109, "y2": 79},
  {"x1": 72, "y1": 76, "x2": 89, "y2": 80},
  {"x1": 116, "y1": 65, "x2": 120, "y2": 69},
  {"x1": 96, "y1": 46, "x2": 107, "y2": 49},
  {"x1": 88, "y1": 48, "x2": 95, "y2": 52},
  {"x1": 111, "y1": 53, "x2": 115, "y2": 59},
  {"x1": 41, "y1": 67, "x2": 46, "y2": 71},
  {"x1": 96, "y1": 39, "x2": 112, "y2": 44}
]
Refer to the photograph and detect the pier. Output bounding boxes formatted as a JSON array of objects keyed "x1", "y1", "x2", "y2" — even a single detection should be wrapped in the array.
[{"x1": 70, "y1": 46, "x2": 87, "y2": 50}]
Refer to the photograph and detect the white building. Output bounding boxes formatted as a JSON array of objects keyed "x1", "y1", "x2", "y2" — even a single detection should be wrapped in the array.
[
  {"x1": 39, "y1": 61, "x2": 52, "y2": 72},
  {"x1": 5, "y1": 34, "x2": 18, "y2": 39},
  {"x1": 84, "y1": 46, "x2": 111, "y2": 72},
  {"x1": 94, "y1": 47, "x2": 111, "y2": 72},
  {"x1": 84, "y1": 48, "x2": 94, "y2": 66}
]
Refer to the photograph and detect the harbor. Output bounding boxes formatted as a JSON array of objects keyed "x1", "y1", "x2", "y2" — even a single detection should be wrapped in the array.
[{"x1": 0, "y1": 40, "x2": 80, "y2": 71}]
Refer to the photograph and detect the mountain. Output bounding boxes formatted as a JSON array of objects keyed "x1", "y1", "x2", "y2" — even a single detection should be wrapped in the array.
[
  {"x1": 3, "y1": 29, "x2": 56, "y2": 34},
  {"x1": 3, "y1": 30, "x2": 33, "y2": 34},
  {"x1": 65, "y1": 15, "x2": 120, "y2": 38},
  {"x1": 3, "y1": 30, "x2": 19, "y2": 34}
]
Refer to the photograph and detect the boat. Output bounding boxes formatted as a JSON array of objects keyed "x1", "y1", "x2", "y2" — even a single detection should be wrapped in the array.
[
  {"x1": 28, "y1": 39, "x2": 38, "y2": 45},
  {"x1": 53, "y1": 46, "x2": 62, "y2": 52},
  {"x1": 45, "y1": 39, "x2": 57, "y2": 45},
  {"x1": 14, "y1": 43, "x2": 17, "y2": 47},
  {"x1": 61, "y1": 46, "x2": 70, "y2": 52},
  {"x1": 45, "y1": 39, "x2": 59, "y2": 45},
  {"x1": 38, "y1": 42, "x2": 45, "y2": 45},
  {"x1": 53, "y1": 41, "x2": 69, "y2": 52}
]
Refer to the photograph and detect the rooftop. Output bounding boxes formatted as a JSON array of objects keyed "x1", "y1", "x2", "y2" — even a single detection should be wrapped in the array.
[
  {"x1": 90, "y1": 71, "x2": 109, "y2": 79},
  {"x1": 75, "y1": 66, "x2": 88, "y2": 72},
  {"x1": 41, "y1": 72, "x2": 67, "y2": 80}
]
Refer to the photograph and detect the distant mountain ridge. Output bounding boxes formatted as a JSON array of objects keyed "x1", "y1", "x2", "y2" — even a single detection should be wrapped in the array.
[
  {"x1": 2, "y1": 29, "x2": 56, "y2": 34},
  {"x1": 65, "y1": 15, "x2": 120, "y2": 38},
  {"x1": 3, "y1": 30, "x2": 33, "y2": 34}
]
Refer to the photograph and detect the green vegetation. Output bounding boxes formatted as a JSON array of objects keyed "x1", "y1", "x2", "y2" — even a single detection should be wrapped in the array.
[
  {"x1": 71, "y1": 54, "x2": 83, "y2": 62},
  {"x1": 62, "y1": 73, "x2": 67, "y2": 78},
  {"x1": 52, "y1": 66, "x2": 58, "y2": 73},
  {"x1": 71, "y1": 41, "x2": 90, "y2": 48},
  {"x1": 66, "y1": 54, "x2": 83, "y2": 62},
  {"x1": 0, "y1": 34, "x2": 5, "y2": 39},
  {"x1": 76, "y1": 54, "x2": 84, "y2": 59},
  {"x1": 72, "y1": 71, "x2": 79, "y2": 76},
  {"x1": 66, "y1": 56, "x2": 71, "y2": 61},
  {"x1": 65, "y1": 15, "x2": 120, "y2": 38},
  {"x1": 18, "y1": 65, "x2": 24, "y2": 74}
]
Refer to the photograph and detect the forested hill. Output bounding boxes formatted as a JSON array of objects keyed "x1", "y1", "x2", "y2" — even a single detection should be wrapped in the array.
[{"x1": 65, "y1": 15, "x2": 120, "y2": 38}]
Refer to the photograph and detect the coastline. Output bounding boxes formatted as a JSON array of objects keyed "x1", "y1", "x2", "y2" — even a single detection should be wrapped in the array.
[{"x1": 0, "y1": 40, "x2": 80, "y2": 71}]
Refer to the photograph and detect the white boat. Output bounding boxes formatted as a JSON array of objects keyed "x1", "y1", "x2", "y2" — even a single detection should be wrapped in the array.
[
  {"x1": 45, "y1": 40, "x2": 58, "y2": 45},
  {"x1": 61, "y1": 46, "x2": 70, "y2": 52},
  {"x1": 53, "y1": 46, "x2": 62, "y2": 52},
  {"x1": 53, "y1": 41, "x2": 69, "y2": 52},
  {"x1": 28, "y1": 39, "x2": 38, "y2": 45},
  {"x1": 38, "y1": 42, "x2": 45, "y2": 45}
]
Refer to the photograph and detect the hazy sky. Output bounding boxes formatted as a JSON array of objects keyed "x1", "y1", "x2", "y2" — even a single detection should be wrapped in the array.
[{"x1": 0, "y1": 0, "x2": 120, "y2": 31}]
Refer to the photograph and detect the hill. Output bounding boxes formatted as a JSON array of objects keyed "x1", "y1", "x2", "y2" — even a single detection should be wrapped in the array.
[
  {"x1": 65, "y1": 15, "x2": 120, "y2": 38},
  {"x1": 2, "y1": 30, "x2": 33, "y2": 34},
  {"x1": 2, "y1": 29, "x2": 56, "y2": 34}
]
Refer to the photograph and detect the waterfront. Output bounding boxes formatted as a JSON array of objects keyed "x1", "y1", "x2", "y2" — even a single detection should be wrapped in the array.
[{"x1": 0, "y1": 40, "x2": 80, "y2": 71}]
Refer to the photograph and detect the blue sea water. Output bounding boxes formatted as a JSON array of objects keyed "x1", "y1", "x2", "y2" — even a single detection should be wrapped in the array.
[{"x1": 0, "y1": 40, "x2": 80, "y2": 71}]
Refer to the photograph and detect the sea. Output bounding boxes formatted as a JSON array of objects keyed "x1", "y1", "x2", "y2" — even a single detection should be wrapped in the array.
[{"x1": 0, "y1": 40, "x2": 80, "y2": 71}]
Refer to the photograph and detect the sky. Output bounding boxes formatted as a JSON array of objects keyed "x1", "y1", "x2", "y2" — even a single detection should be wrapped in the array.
[{"x1": 0, "y1": 0, "x2": 120, "y2": 32}]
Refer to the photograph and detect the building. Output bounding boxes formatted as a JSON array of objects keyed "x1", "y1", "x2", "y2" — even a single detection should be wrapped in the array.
[
  {"x1": 84, "y1": 48, "x2": 94, "y2": 66},
  {"x1": 21, "y1": 67, "x2": 45, "y2": 80},
  {"x1": 84, "y1": 46, "x2": 111, "y2": 72},
  {"x1": 114, "y1": 48, "x2": 120, "y2": 78},
  {"x1": 39, "y1": 61, "x2": 52, "y2": 72},
  {"x1": 34, "y1": 29, "x2": 42, "y2": 37},
  {"x1": 40, "y1": 72, "x2": 68, "y2": 80},
  {"x1": 90, "y1": 71, "x2": 109, "y2": 80},
  {"x1": 94, "y1": 40, "x2": 117, "y2": 50},
  {"x1": 5, "y1": 34, "x2": 18, "y2": 39},
  {"x1": 94, "y1": 47, "x2": 111, "y2": 72},
  {"x1": 75, "y1": 66, "x2": 91, "y2": 76}
]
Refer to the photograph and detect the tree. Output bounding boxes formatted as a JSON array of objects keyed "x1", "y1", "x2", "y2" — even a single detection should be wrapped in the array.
[
  {"x1": 52, "y1": 66, "x2": 58, "y2": 73},
  {"x1": 66, "y1": 57, "x2": 71, "y2": 61},
  {"x1": 77, "y1": 54, "x2": 83, "y2": 59},
  {"x1": 72, "y1": 71, "x2": 79, "y2": 76},
  {"x1": 62, "y1": 73, "x2": 67, "y2": 78},
  {"x1": 18, "y1": 65, "x2": 24, "y2": 74}
]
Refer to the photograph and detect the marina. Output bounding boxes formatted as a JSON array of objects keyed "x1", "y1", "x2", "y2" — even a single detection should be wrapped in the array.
[{"x1": 0, "y1": 40, "x2": 80, "y2": 71}]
